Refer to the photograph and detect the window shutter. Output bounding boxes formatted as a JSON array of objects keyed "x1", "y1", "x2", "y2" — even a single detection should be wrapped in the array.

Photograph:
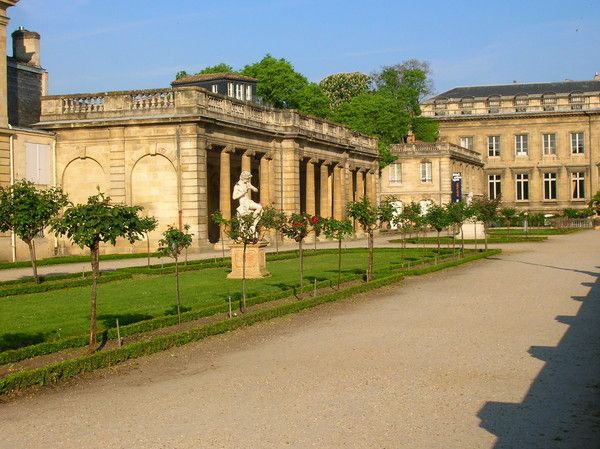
[
  {"x1": 25, "y1": 143, "x2": 38, "y2": 182},
  {"x1": 38, "y1": 144, "x2": 51, "y2": 185}
]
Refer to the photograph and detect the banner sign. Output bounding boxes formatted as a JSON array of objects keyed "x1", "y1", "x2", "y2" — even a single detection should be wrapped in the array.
[{"x1": 451, "y1": 172, "x2": 462, "y2": 203}]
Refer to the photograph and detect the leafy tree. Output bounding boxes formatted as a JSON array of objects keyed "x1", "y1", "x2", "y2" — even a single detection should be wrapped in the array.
[
  {"x1": 260, "y1": 206, "x2": 286, "y2": 254},
  {"x1": 425, "y1": 203, "x2": 451, "y2": 251},
  {"x1": 52, "y1": 192, "x2": 157, "y2": 352},
  {"x1": 347, "y1": 196, "x2": 394, "y2": 281},
  {"x1": 0, "y1": 180, "x2": 68, "y2": 283},
  {"x1": 319, "y1": 72, "x2": 370, "y2": 108},
  {"x1": 241, "y1": 54, "x2": 310, "y2": 109},
  {"x1": 211, "y1": 210, "x2": 228, "y2": 260},
  {"x1": 500, "y1": 207, "x2": 517, "y2": 233},
  {"x1": 472, "y1": 197, "x2": 500, "y2": 250},
  {"x1": 321, "y1": 218, "x2": 354, "y2": 288},
  {"x1": 197, "y1": 63, "x2": 235, "y2": 74},
  {"x1": 157, "y1": 225, "x2": 193, "y2": 324},
  {"x1": 294, "y1": 83, "x2": 331, "y2": 118},
  {"x1": 175, "y1": 70, "x2": 189, "y2": 80},
  {"x1": 282, "y1": 213, "x2": 313, "y2": 289},
  {"x1": 589, "y1": 191, "x2": 600, "y2": 215},
  {"x1": 412, "y1": 116, "x2": 439, "y2": 142},
  {"x1": 446, "y1": 201, "x2": 472, "y2": 256}
]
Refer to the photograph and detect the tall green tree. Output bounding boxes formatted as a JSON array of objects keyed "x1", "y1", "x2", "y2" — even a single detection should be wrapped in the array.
[
  {"x1": 260, "y1": 206, "x2": 286, "y2": 254},
  {"x1": 446, "y1": 201, "x2": 472, "y2": 257},
  {"x1": 319, "y1": 72, "x2": 370, "y2": 108},
  {"x1": 157, "y1": 224, "x2": 193, "y2": 324},
  {"x1": 0, "y1": 180, "x2": 69, "y2": 283},
  {"x1": 52, "y1": 192, "x2": 157, "y2": 352},
  {"x1": 500, "y1": 207, "x2": 517, "y2": 233}
]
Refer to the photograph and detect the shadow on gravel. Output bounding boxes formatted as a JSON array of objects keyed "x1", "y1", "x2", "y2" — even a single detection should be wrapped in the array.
[{"x1": 478, "y1": 268, "x2": 600, "y2": 448}]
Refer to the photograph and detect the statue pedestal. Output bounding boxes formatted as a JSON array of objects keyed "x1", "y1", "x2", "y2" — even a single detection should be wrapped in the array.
[
  {"x1": 227, "y1": 241, "x2": 270, "y2": 279},
  {"x1": 460, "y1": 220, "x2": 486, "y2": 239}
]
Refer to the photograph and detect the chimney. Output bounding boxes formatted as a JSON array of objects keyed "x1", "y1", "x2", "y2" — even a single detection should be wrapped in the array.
[
  {"x1": 594, "y1": 72, "x2": 600, "y2": 81},
  {"x1": 12, "y1": 26, "x2": 41, "y2": 67}
]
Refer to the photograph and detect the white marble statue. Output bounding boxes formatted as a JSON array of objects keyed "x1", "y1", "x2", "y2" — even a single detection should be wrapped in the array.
[{"x1": 232, "y1": 171, "x2": 263, "y2": 236}]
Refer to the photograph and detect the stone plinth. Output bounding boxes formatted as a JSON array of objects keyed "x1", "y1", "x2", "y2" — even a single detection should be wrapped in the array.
[
  {"x1": 227, "y1": 241, "x2": 270, "y2": 279},
  {"x1": 460, "y1": 220, "x2": 486, "y2": 239}
]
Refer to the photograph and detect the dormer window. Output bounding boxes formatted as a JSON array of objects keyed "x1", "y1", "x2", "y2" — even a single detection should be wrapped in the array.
[
  {"x1": 434, "y1": 100, "x2": 447, "y2": 116},
  {"x1": 460, "y1": 97, "x2": 474, "y2": 115},
  {"x1": 569, "y1": 92, "x2": 584, "y2": 110},
  {"x1": 514, "y1": 95, "x2": 528, "y2": 112},
  {"x1": 542, "y1": 93, "x2": 556, "y2": 111},
  {"x1": 486, "y1": 96, "x2": 501, "y2": 113}
]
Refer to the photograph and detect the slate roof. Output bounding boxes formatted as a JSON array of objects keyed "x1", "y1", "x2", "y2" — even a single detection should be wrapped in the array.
[
  {"x1": 430, "y1": 80, "x2": 600, "y2": 101},
  {"x1": 172, "y1": 72, "x2": 257, "y2": 85}
]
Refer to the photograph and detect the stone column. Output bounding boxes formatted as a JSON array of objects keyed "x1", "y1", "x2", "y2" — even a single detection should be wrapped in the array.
[
  {"x1": 345, "y1": 168, "x2": 354, "y2": 207},
  {"x1": 356, "y1": 169, "x2": 365, "y2": 200},
  {"x1": 241, "y1": 150, "x2": 252, "y2": 173},
  {"x1": 366, "y1": 170, "x2": 376, "y2": 204},
  {"x1": 333, "y1": 164, "x2": 343, "y2": 220},
  {"x1": 219, "y1": 146, "x2": 231, "y2": 221},
  {"x1": 320, "y1": 161, "x2": 331, "y2": 218},
  {"x1": 305, "y1": 159, "x2": 316, "y2": 216},
  {"x1": 260, "y1": 153, "x2": 270, "y2": 206}
]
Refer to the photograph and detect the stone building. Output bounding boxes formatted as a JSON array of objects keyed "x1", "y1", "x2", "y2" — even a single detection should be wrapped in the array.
[
  {"x1": 0, "y1": 1, "x2": 56, "y2": 262},
  {"x1": 172, "y1": 73, "x2": 257, "y2": 103},
  {"x1": 380, "y1": 137, "x2": 484, "y2": 212},
  {"x1": 421, "y1": 79, "x2": 600, "y2": 212},
  {"x1": 36, "y1": 88, "x2": 379, "y2": 254}
]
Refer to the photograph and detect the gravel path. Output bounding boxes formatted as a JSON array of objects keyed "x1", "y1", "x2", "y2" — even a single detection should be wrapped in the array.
[{"x1": 1, "y1": 231, "x2": 599, "y2": 449}]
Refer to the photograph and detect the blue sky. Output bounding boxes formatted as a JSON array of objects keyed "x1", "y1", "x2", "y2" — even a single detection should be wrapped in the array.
[{"x1": 7, "y1": 0, "x2": 600, "y2": 96}]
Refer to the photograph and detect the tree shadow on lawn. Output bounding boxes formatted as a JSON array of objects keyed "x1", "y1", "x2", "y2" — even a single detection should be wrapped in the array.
[
  {"x1": 0, "y1": 332, "x2": 49, "y2": 351},
  {"x1": 97, "y1": 313, "x2": 154, "y2": 328},
  {"x1": 163, "y1": 305, "x2": 192, "y2": 316}
]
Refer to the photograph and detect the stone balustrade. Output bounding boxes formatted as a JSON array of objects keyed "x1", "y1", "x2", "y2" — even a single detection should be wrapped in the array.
[{"x1": 39, "y1": 87, "x2": 378, "y2": 153}]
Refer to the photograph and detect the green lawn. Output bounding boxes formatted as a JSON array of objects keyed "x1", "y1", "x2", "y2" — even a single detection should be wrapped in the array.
[{"x1": 0, "y1": 248, "x2": 447, "y2": 351}]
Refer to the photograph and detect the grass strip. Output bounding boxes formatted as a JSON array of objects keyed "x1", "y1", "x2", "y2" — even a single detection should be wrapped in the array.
[
  {"x1": 0, "y1": 249, "x2": 497, "y2": 395},
  {"x1": 390, "y1": 236, "x2": 546, "y2": 244}
]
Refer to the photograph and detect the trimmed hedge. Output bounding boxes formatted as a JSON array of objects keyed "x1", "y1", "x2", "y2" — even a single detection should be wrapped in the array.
[
  {"x1": 0, "y1": 273, "x2": 132, "y2": 298},
  {"x1": 0, "y1": 249, "x2": 498, "y2": 394}
]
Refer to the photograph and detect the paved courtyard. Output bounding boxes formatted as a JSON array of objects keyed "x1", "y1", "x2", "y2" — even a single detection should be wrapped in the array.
[{"x1": 1, "y1": 231, "x2": 599, "y2": 448}]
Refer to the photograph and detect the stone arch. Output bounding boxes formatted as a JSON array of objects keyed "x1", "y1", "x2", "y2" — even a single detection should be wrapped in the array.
[
  {"x1": 62, "y1": 157, "x2": 108, "y2": 205},
  {"x1": 130, "y1": 153, "x2": 178, "y2": 241}
]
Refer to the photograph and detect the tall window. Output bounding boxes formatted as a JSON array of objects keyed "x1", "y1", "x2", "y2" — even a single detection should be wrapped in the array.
[
  {"x1": 245, "y1": 85, "x2": 252, "y2": 101},
  {"x1": 487, "y1": 136, "x2": 500, "y2": 157},
  {"x1": 388, "y1": 163, "x2": 402, "y2": 183},
  {"x1": 460, "y1": 136, "x2": 474, "y2": 151},
  {"x1": 487, "y1": 96, "x2": 501, "y2": 114},
  {"x1": 542, "y1": 93, "x2": 556, "y2": 111},
  {"x1": 235, "y1": 84, "x2": 244, "y2": 100},
  {"x1": 420, "y1": 161, "x2": 432, "y2": 183},
  {"x1": 571, "y1": 132, "x2": 584, "y2": 154},
  {"x1": 543, "y1": 172, "x2": 557, "y2": 200},
  {"x1": 211, "y1": 84, "x2": 218, "y2": 93},
  {"x1": 25, "y1": 143, "x2": 51, "y2": 185},
  {"x1": 542, "y1": 133, "x2": 556, "y2": 155},
  {"x1": 227, "y1": 82, "x2": 234, "y2": 97},
  {"x1": 569, "y1": 92, "x2": 584, "y2": 110},
  {"x1": 571, "y1": 172, "x2": 585, "y2": 199},
  {"x1": 516, "y1": 173, "x2": 529, "y2": 201},
  {"x1": 460, "y1": 98, "x2": 474, "y2": 115},
  {"x1": 488, "y1": 174, "x2": 501, "y2": 200},
  {"x1": 515, "y1": 134, "x2": 528, "y2": 156},
  {"x1": 514, "y1": 95, "x2": 528, "y2": 112}
]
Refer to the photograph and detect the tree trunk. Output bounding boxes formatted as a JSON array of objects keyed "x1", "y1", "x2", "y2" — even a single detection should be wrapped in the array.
[
  {"x1": 299, "y1": 239, "x2": 304, "y2": 290},
  {"x1": 367, "y1": 230, "x2": 374, "y2": 282},
  {"x1": 220, "y1": 228, "x2": 225, "y2": 261},
  {"x1": 436, "y1": 230, "x2": 440, "y2": 251},
  {"x1": 146, "y1": 234, "x2": 150, "y2": 268},
  {"x1": 89, "y1": 241, "x2": 100, "y2": 352},
  {"x1": 484, "y1": 223, "x2": 488, "y2": 251},
  {"x1": 241, "y1": 243, "x2": 247, "y2": 313},
  {"x1": 26, "y1": 239, "x2": 40, "y2": 284},
  {"x1": 275, "y1": 230, "x2": 279, "y2": 254},
  {"x1": 314, "y1": 231, "x2": 317, "y2": 251},
  {"x1": 337, "y1": 239, "x2": 342, "y2": 289},
  {"x1": 175, "y1": 254, "x2": 181, "y2": 324},
  {"x1": 474, "y1": 222, "x2": 478, "y2": 250},
  {"x1": 460, "y1": 227, "x2": 465, "y2": 258}
]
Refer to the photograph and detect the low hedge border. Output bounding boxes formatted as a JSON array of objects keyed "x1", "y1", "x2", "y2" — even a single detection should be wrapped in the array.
[
  {"x1": 390, "y1": 236, "x2": 547, "y2": 244},
  {"x1": 0, "y1": 249, "x2": 498, "y2": 394},
  {"x1": 0, "y1": 252, "x2": 161, "y2": 270}
]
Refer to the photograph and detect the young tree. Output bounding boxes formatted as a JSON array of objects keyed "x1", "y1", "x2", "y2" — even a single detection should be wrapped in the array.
[
  {"x1": 500, "y1": 207, "x2": 517, "y2": 234},
  {"x1": 282, "y1": 213, "x2": 313, "y2": 289},
  {"x1": 446, "y1": 201, "x2": 472, "y2": 257},
  {"x1": 52, "y1": 192, "x2": 157, "y2": 352},
  {"x1": 211, "y1": 210, "x2": 228, "y2": 260},
  {"x1": 472, "y1": 197, "x2": 500, "y2": 251},
  {"x1": 589, "y1": 190, "x2": 600, "y2": 215},
  {"x1": 0, "y1": 180, "x2": 68, "y2": 283},
  {"x1": 260, "y1": 205, "x2": 286, "y2": 254},
  {"x1": 321, "y1": 218, "x2": 354, "y2": 289},
  {"x1": 347, "y1": 197, "x2": 394, "y2": 281},
  {"x1": 425, "y1": 203, "x2": 451, "y2": 251},
  {"x1": 157, "y1": 225, "x2": 193, "y2": 324}
]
